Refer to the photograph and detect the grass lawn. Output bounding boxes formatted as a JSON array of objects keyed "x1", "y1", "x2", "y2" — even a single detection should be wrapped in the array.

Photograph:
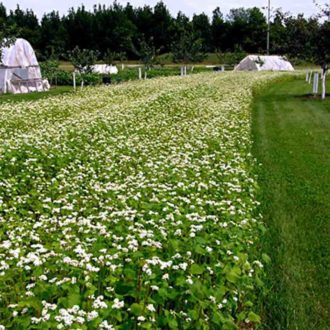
[
  {"x1": 252, "y1": 77, "x2": 330, "y2": 329},
  {"x1": 0, "y1": 86, "x2": 73, "y2": 103}
]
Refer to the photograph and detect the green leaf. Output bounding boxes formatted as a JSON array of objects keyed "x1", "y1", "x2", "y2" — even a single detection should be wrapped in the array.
[
  {"x1": 244, "y1": 300, "x2": 253, "y2": 307},
  {"x1": 168, "y1": 318, "x2": 178, "y2": 329},
  {"x1": 115, "y1": 283, "x2": 134, "y2": 295},
  {"x1": 190, "y1": 264, "x2": 204, "y2": 275},
  {"x1": 247, "y1": 311, "x2": 261, "y2": 323},
  {"x1": 225, "y1": 266, "x2": 241, "y2": 284},
  {"x1": 68, "y1": 292, "x2": 81, "y2": 307},
  {"x1": 194, "y1": 244, "x2": 205, "y2": 255},
  {"x1": 130, "y1": 303, "x2": 143, "y2": 316},
  {"x1": 262, "y1": 253, "x2": 271, "y2": 264}
]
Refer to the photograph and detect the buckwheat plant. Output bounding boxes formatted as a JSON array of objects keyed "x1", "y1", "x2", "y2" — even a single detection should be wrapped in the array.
[{"x1": 0, "y1": 72, "x2": 282, "y2": 329}]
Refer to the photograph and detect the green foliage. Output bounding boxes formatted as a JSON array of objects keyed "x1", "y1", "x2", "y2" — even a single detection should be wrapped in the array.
[
  {"x1": 132, "y1": 36, "x2": 161, "y2": 69},
  {"x1": 0, "y1": 72, "x2": 280, "y2": 328},
  {"x1": 0, "y1": 15, "x2": 17, "y2": 63},
  {"x1": 0, "y1": 2, "x2": 329, "y2": 64},
  {"x1": 40, "y1": 67, "x2": 102, "y2": 86},
  {"x1": 103, "y1": 49, "x2": 127, "y2": 66},
  {"x1": 68, "y1": 46, "x2": 99, "y2": 73},
  {"x1": 39, "y1": 60, "x2": 60, "y2": 84},
  {"x1": 172, "y1": 32, "x2": 206, "y2": 64},
  {"x1": 215, "y1": 49, "x2": 247, "y2": 65}
]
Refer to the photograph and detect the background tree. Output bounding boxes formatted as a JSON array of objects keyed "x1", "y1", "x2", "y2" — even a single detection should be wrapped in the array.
[
  {"x1": 0, "y1": 1, "x2": 328, "y2": 65},
  {"x1": 0, "y1": 4, "x2": 17, "y2": 63},
  {"x1": 192, "y1": 13, "x2": 212, "y2": 52},
  {"x1": 284, "y1": 14, "x2": 319, "y2": 61},
  {"x1": 133, "y1": 36, "x2": 161, "y2": 69},
  {"x1": 69, "y1": 46, "x2": 99, "y2": 73},
  {"x1": 7, "y1": 6, "x2": 40, "y2": 50},
  {"x1": 211, "y1": 7, "x2": 227, "y2": 52},
  {"x1": 314, "y1": 1, "x2": 330, "y2": 98},
  {"x1": 226, "y1": 7, "x2": 267, "y2": 53},
  {"x1": 39, "y1": 11, "x2": 67, "y2": 60},
  {"x1": 172, "y1": 32, "x2": 206, "y2": 64}
]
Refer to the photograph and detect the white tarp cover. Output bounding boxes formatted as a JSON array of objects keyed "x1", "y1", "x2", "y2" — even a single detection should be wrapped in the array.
[
  {"x1": 234, "y1": 55, "x2": 294, "y2": 71},
  {"x1": 91, "y1": 64, "x2": 118, "y2": 75},
  {"x1": 0, "y1": 38, "x2": 49, "y2": 94}
]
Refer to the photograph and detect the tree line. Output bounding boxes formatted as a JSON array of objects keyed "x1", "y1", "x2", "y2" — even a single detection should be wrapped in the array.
[{"x1": 0, "y1": 1, "x2": 329, "y2": 64}]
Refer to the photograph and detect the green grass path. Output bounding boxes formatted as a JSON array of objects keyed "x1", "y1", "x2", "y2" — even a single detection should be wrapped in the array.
[
  {"x1": 252, "y1": 78, "x2": 330, "y2": 329},
  {"x1": 0, "y1": 86, "x2": 73, "y2": 103}
]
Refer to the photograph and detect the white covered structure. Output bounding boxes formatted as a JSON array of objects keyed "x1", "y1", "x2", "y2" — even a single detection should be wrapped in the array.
[
  {"x1": 235, "y1": 55, "x2": 294, "y2": 71},
  {"x1": 0, "y1": 38, "x2": 49, "y2": 94},
  {"x1": 91, "y1": 64, "x2": 118, "y2": 75}
]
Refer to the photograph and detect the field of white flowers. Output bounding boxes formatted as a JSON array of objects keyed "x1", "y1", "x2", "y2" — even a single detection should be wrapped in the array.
[{"x1": 0, "y1": 72, "x2": 278, "y2": 329}]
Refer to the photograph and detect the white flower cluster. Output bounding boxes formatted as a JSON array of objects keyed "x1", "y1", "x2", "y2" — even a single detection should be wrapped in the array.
[{"x1": 0, "y1": 72, "x2": 283, "y2": 328}]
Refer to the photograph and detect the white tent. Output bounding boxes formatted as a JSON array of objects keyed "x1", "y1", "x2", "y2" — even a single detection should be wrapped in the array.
[
  {"x1": 0, "y1": 38, "x2": 49, "y2": 94},
  {"x1": 234, "y1": 55, "x2": 294, "y2": 71},
  {"x1": 91, "y1": 64, "x2": 118, "y2": 75}
]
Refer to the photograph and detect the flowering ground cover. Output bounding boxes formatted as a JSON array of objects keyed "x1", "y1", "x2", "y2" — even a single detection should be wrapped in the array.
[{"x1": 0, "y1": 72, "x2": 279, "y2": 329}]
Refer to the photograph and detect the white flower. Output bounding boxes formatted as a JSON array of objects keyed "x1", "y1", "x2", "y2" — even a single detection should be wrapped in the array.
[
  {"x1": 112, "y1": 298, "x2": 124, "y2": 310},
  {"x1": 87, "y1": 311, "x2": 99, "y2": 321},
  {"x1": 93, "y1": 296, "x2": 108, "y2": 309},
  {"x1": 137, "y1": 316, "x2": 146, "y2": 322},
  {"x1": 146, "y1": 304, "x2": 156, "y2": 312},
  {"x1": 99, "y1": 320, "x2": 115, "y2": 329},
  {"x1": 162, "y1": 273, "x2": 169, "y2": 280}
]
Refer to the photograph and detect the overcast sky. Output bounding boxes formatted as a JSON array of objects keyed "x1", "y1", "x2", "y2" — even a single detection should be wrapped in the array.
[{"x1": 0, "y1": 0, "x2": 322, "y2": 20}]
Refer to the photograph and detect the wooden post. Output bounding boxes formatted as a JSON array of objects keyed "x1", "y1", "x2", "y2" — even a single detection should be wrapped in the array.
[
  {"x1": 138, "y1": 67, "x2": 142, "y2": 80},
  {"x1": 73, "y1": 72, "x2": 76, "y2": 91},
  {"x1": 144, "y1": 71, "x2": 147, "y2": 80},
  {"x1": 184, "y1": 66, "x2": 187, "y2": 76},
  {"x1": 306, "y1": 71, "x2": 309, "y2": 82}
]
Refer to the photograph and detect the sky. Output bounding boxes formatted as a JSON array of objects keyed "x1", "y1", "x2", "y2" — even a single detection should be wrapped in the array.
[{"x1": 0, "y1": 0, "x2": 322, "y2": 20}]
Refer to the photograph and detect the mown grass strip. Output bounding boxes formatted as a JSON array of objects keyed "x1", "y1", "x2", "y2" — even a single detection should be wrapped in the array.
[
  {"x1": 0, "y1": 86, "x2": 73, "y2": 104},
  {"x1": 252, "y1": 78, "x2": 330, "y2": 329}
]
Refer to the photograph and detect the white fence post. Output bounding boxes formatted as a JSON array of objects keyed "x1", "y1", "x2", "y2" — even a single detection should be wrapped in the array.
[
  {"x1": 138, "y1": 67, "x2": 142, "y2": 80},
  {"x1": 313, "y1": 72, "x2": 319, "y2": 95},
  {"x1": 322, "y1": 71, "x2": 327, "y2": 100},
  {"x1": 306, "y1": 71, "x2": 309, "y2": 82},
  {"x1": 73, "y1": 72, "x2": 76, "y2": 91},
  {"x1": 308, "y1": 71, "x2": 312, "y2": 84}
]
